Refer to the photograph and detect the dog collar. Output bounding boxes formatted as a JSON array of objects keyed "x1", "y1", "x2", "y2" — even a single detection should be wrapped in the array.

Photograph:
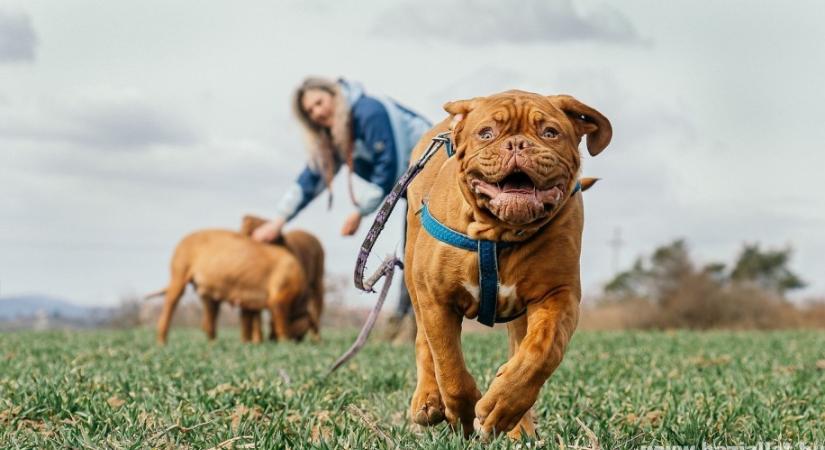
[{"x1": 417, "y1": 180, "x2": 580, "y2": 327}]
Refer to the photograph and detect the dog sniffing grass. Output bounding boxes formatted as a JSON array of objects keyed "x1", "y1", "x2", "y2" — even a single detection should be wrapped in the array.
[{"x1": 0, "y1": 328, "x2": 823, "y2": 449}]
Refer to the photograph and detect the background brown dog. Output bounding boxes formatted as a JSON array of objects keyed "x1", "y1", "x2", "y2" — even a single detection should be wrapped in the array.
[
  {"x1": 404, "y1": 90, "x2": 611, "y2": 439},
  {"x1": 239, "y1": 215, "x2": 325, "y2": 342},
  {"x1": 153, "y1": 226, "x2": 313, "y2": 344}
]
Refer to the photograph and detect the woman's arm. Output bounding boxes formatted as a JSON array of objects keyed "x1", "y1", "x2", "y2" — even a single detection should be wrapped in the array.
[
  {"x1": 253, "y1": 165, "x2": 327, "y2": 242},
  {"x1": 274, "y1": 165, "x2": 327, "y2": 221}
]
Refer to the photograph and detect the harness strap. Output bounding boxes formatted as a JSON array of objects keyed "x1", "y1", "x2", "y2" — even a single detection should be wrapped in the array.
[
  {"x1": 477, "y1": 240, "x2": 499, "y2": 326},
  {"x1": 419, "y1": 203, "x2": 515, "y2": 326},
  {"x1": 419, "y1": 203, "x2": 476, "y2": 250}
]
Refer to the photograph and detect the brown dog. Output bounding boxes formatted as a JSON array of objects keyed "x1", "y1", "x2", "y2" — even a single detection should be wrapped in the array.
[
  {"x1": 403, "y1": 90, "x2": 611, "y2": 439},
  {"x1": 239, "y1": 215, "x2": 325, "y2": 341},
  {"x1": 154, "y1": 227, "x2": 310, "y2": 344}
]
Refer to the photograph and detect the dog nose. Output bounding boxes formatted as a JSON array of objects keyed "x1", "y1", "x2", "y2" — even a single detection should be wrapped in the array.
[{"x1": 501, "y1": 135, "x2": 534, "y2": 152}]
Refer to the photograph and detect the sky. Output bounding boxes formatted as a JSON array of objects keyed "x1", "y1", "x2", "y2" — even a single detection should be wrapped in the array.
[{"x1": 1, "y1": 0, "x2": 824, "y2": 306}]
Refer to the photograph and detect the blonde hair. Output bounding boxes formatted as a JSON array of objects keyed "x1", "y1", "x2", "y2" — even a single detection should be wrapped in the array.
[{"x1": 292, "y1": 77, "x2": 354, "y2": 206}]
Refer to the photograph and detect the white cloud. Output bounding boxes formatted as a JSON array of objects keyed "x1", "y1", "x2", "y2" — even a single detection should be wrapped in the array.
[
  {"x1": 0, "y1": 92, "x2": 199, "y2": 151},
  {"x1": 374, "y1": 0, "x2": 641, "y2": 45}
]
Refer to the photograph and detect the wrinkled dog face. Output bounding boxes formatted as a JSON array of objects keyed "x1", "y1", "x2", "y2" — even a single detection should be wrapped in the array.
[{"x1": 445, "y1": 91, "x2": 611, "y2": 227}]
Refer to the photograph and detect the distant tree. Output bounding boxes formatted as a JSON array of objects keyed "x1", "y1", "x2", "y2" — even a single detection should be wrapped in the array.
[
  {"x1": 730, "y1": 244, "x2": 805, "y2": 296},
  {"x1": 702, "y1": 262, "x2": 727, "y2": 283},
  {"x1": 598, "y1": 239, "x2": 808, "y2": 329},
  {"x1": 648, "y1": 240, "x2": 694, "y2": 303},
  {"x1": 604, "y1": 239, "x2": 696, "y2": 304},
  {"x1": 604, "y1": 257, "x2": 648, "y2": 298}
]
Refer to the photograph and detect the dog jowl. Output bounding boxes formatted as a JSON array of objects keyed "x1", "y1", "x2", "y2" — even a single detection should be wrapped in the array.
[{"x1": 403, "y1": 90, "x2": 611, "y2": 440}]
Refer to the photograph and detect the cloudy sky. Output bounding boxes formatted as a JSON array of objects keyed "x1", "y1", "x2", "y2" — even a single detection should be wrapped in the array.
[{"x1": 1, "y1": 0, "x2": 824, "y2": 306}]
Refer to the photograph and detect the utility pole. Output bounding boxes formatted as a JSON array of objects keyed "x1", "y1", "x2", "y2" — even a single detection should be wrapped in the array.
[{"x1": 608, "y1": 227, "x2": 624, "y2": 275}]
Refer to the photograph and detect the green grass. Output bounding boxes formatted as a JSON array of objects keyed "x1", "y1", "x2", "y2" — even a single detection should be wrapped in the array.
[{"x1": 1, "y1": 328, "x2": 824, "y2": 449}]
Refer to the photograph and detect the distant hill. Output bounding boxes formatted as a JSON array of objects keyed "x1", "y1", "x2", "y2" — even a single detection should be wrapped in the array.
[{"x1": 0, "y1": 295, "x2": 112, "y2": 321}]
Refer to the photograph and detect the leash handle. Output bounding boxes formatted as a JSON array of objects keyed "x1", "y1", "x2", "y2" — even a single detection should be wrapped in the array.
[{"x1": 353, "y1": 132, "x2": 449, "y2": 292}]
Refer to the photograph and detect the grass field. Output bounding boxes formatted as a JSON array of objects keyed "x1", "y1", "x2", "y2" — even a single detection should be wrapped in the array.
[{"x1": 1, "y1": 328, "x2": 824, "y2": 449}]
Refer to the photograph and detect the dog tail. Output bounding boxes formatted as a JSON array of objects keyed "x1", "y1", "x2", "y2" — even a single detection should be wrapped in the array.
[
  {"x1": 142, "y1": 288, "x2": 167, "y2": 300},
  {"x1": 580, "y1": 177, "x2": 600, "y2": 191}
]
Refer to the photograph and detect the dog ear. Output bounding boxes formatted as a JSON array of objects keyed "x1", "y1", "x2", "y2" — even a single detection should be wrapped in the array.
[
  {"x1": 550, "y1": 95, "x2": 612, "y2": 156},
  {"x1": 443, "y1": 98, "x2": 481, "y2": 130},
  {"x1": 240, "y1": 214, "x2": 268, "y2": 237},
  {"x1": 443, "y1": 98, "x2": 481, "y2": 155},
  {"x1": 443, "y1": 98, "x2": 477, "y2": 116}
]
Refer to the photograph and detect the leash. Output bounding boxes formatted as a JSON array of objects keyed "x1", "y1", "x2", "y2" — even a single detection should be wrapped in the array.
[{"x1": 327, "y1": 132, "x2": 451, "y2": 375}]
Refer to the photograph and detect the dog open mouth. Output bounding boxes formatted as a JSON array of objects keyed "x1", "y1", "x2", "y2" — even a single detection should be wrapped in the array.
[{"x1": 470, "y1": 171, "x2": 565, "y2": 225}]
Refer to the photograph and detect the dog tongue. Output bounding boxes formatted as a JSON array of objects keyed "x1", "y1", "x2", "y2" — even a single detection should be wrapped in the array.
[{"x1": 489, "y1": 193, "x2": 543, "y2": 225}]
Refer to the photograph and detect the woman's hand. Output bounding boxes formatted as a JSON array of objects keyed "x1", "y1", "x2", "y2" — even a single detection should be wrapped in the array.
[
  {"x1": 340, "y1": 211, "x2": 362, "y2": 236},
  {"x1": 252, "y1": 218, "x2": 285, "y2": 242}
]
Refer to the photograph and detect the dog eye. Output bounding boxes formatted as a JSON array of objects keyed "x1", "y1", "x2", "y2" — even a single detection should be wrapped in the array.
[
  {"x1": 478, "y1": 127, "x2": 494, "y2": 140},
  {"x1": 542, "y1": 127, "x2": 559, "y2": 139}
]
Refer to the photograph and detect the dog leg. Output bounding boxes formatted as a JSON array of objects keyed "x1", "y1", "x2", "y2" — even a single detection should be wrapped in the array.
[
  {"x1": 474, "y1": 291, "x2": 579, "y2": 440},
  {"x1": 408, "y1": 299, "x2": 445, "y2": 427},
  {"x1": 504, "y1": 317, "x2": 537, "y2": 440},
  {"x1": 251, "y1": 310, "x2": 263, "y2": 343},
  {"x1": 308, "y1": 267, "x2": 324, "y2": 341},
  {"x1": 240, "y1": 309, "x2": 254, "y2": 343},
  {"x1": 267, "y1": 269, "x2": 305, "y2": 342},
  {"x1": 201, "y1": 298, "x2": 220, "y2": 340},
  {"x1": 156, "y1": 275, "x2": 188, "y2": 345},
  {"x1": 269, "y1": 302, "x2": 289, "y2": 342},
  {"x1": 404, "y1": 220, "x2": 447, "y2": 427},
  {"x1": 307, "y1": 294, "x2": 322, "y2": 342},
  {"x1": 417, "y1": 299, "x2": 480, "y2": 437}
]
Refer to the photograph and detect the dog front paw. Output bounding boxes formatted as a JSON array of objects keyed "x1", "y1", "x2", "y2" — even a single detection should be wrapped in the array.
[
  {"x1": 410, "y1": 387, "x2": 445, "y2": 426},
  {"x1": 445, "y1": 406, "x2": 475, "y2": 438},
  {"x1": 507, "y1": 409, "x2": 537, "y2": 440},
  {"x1": 474, "y1": 381, "x2": 538, "y2": 439},
  {"x1": 476, "y1": 413, "x2": 537, "y2": 442}
]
